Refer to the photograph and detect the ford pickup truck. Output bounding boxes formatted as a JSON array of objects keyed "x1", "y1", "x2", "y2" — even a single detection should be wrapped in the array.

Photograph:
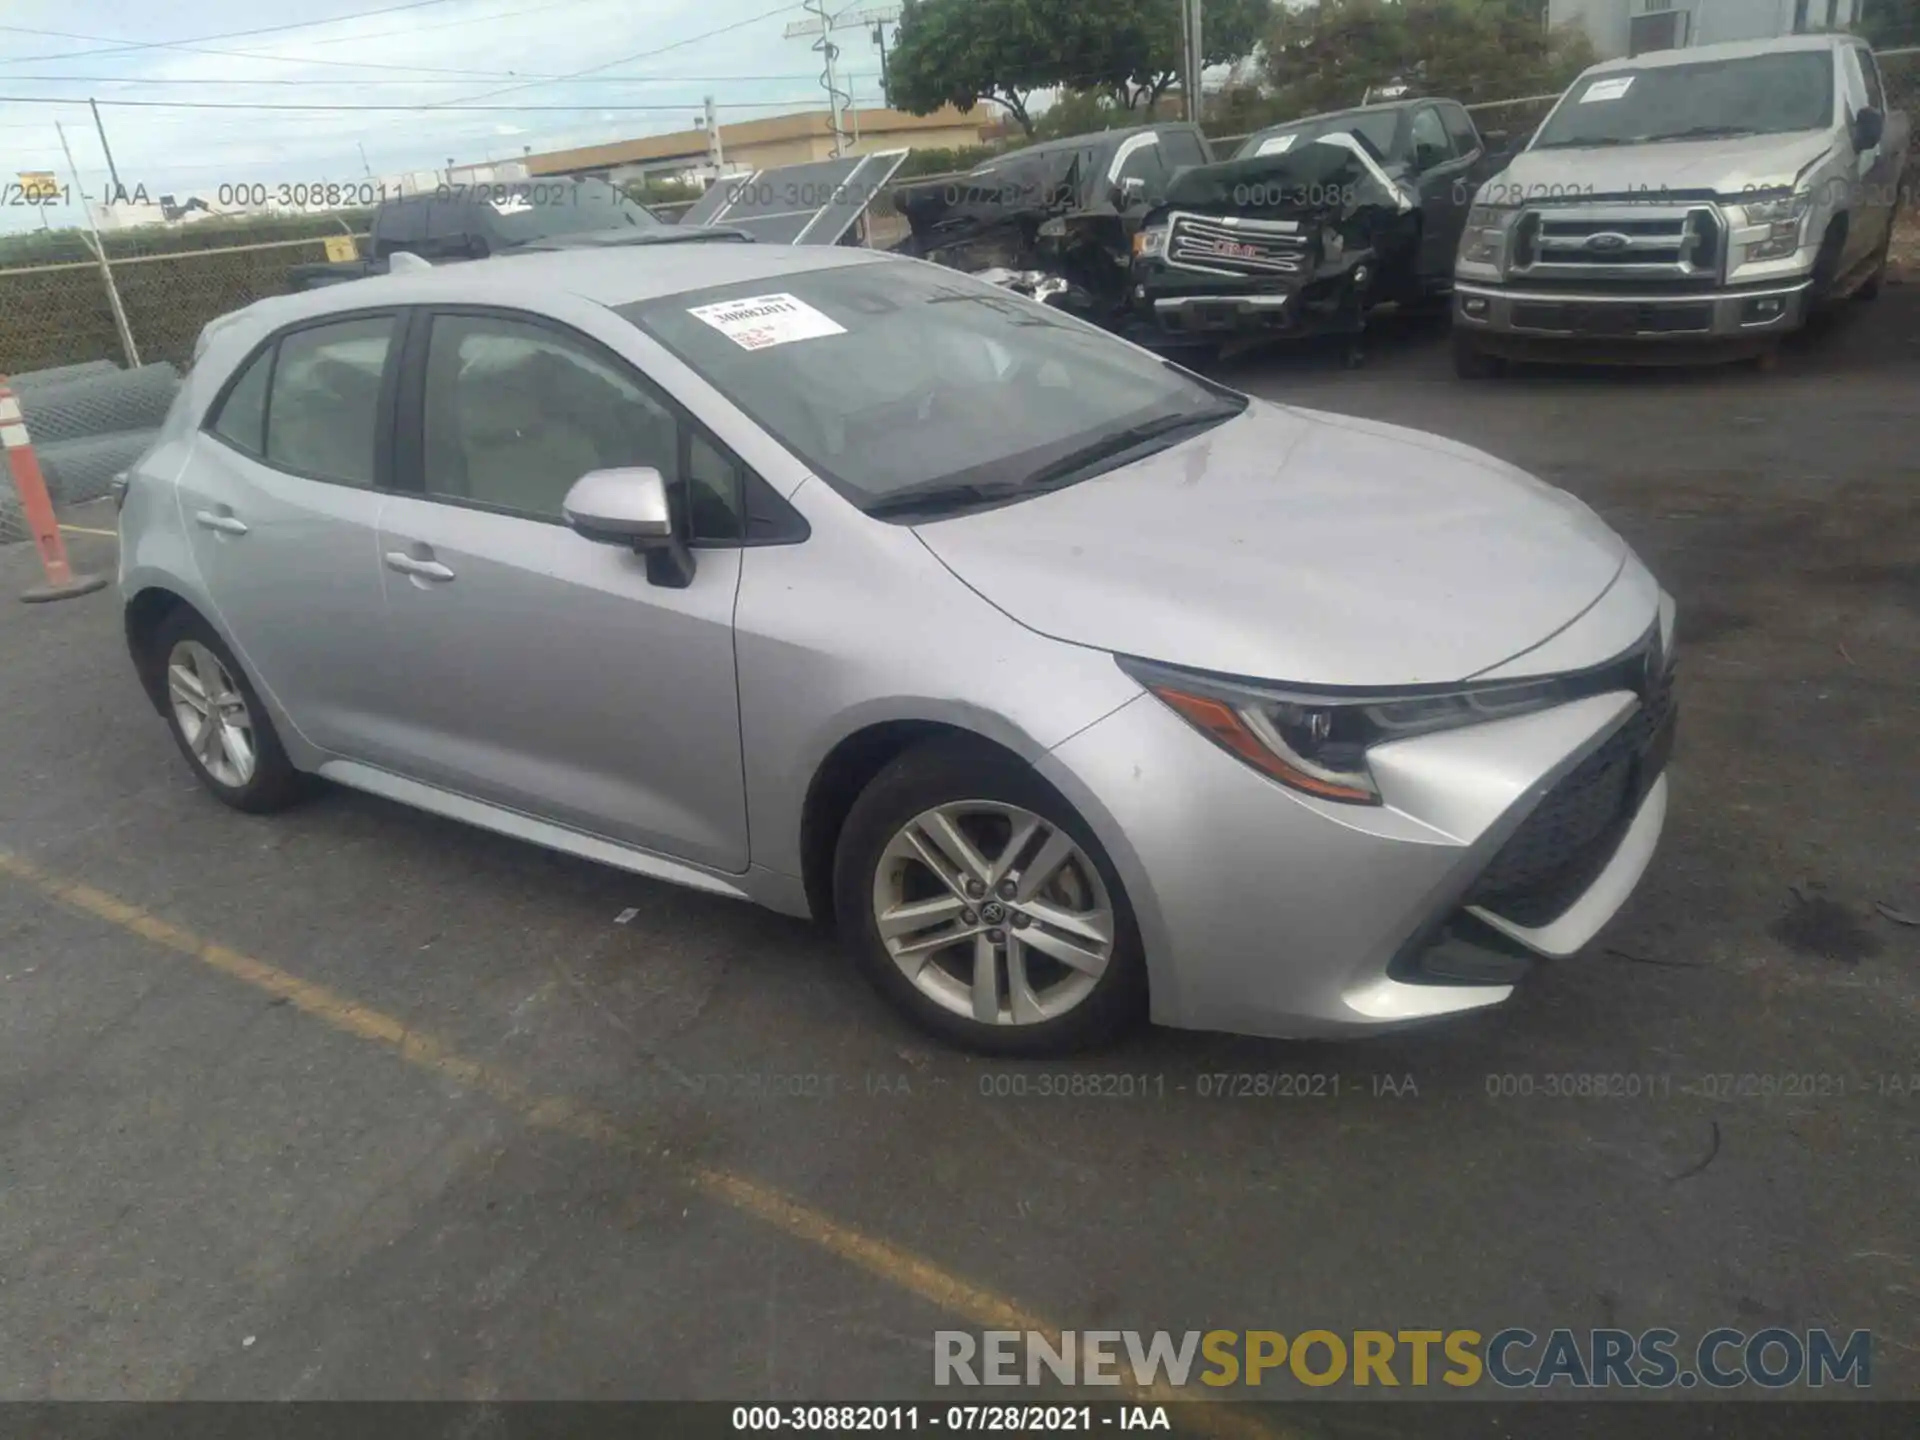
[{"x1": 1451, "y1": 33, "x2": 1910, "y2": 374}]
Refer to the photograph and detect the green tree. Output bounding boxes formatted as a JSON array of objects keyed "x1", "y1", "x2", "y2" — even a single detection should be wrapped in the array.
[
  {"x1": 1860, "y1": 0, "x2": 1920, "y2": 47},
  {"x1": 1262, "y1": 0, "x2": 1594, "y2": 118},
  {"x1": 886, "y1": 0, "x2": 1068, "y2": 137},
  {"x1": 888, "y1": 0, "x2": 1274, "y2": 136}
]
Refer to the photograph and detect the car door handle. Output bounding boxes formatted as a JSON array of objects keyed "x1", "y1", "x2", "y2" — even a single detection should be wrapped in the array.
[
  {"x1": 384, "y1": 551, "x2": 455, "y2": 582},
  {"x1": 194, "y1": 510, "x2": 249, "y2": 536}
]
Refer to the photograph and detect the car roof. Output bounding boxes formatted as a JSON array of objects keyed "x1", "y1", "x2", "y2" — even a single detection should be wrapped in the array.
[
  {"x1": 1254, "y1": 101, "x2": 1415, "y2": 133},
  {"x1": 236, "y1": 242, "x2": 893, "y2": 334},
  {"x1": 1587, "y1": 33, "x2": 1849, "y2": 73}
]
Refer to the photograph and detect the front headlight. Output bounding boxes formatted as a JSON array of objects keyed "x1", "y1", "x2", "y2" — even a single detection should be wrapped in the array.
[
  {"x1": 1132, "y1": 225, "x2": 1168, "y2": 259},
  {"x1": 1459, "y1": 205, "x2": 1514, "y2": 268},
  {"x1": 1736, "y1": 190, "x2": 1811, "y2": 262},
  {"x1": 1118, "y1": 656, "x2": 1571, "y2": 806}
]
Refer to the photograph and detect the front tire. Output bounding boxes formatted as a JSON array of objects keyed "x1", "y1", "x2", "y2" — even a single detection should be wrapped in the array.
[
  {"x1": 154, "y1": 609, "x2": 308, "y2": 813},
  {"x1": 1453, "y1": 330, "x2": 1504, "y2": 379},
  {"x1": 833, "y1": 736, "x2": 1148, "y2": 1055}
]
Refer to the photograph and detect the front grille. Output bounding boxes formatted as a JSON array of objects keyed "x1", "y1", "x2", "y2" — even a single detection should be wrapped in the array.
[
  {"x1": 1510, "y1": 301, "x2": 1713, "y2": 335},
  {"x1": 1466, "y1": 662, "x2": 1677, "y2": 929},
  {"x1": 1167, "y1": 212, "x2": 1308, "y2": 277},
  {"x1": 1512, "y1": 204, "x2": 1722, "y2": 285}
]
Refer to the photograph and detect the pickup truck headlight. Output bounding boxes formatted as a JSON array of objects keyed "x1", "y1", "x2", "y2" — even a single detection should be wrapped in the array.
[
  {"x1": 1459, "y1": 205, "x2": 1515, "y2": 269},
  {"x1": 1736, "y1": 190, "x2": 1811, "y2": 262},
  {"x1": 1132, "y1": 225, "x2": 1168, "y2": 259}
]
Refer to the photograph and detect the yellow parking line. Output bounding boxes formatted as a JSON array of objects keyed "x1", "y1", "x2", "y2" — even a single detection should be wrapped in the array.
[
  {"x1": 0, "y1": 849, "x2": 1282, "y2": 1440},
  {"x1": 58, "y1": 524, "x2": 119, "y2": 538}
]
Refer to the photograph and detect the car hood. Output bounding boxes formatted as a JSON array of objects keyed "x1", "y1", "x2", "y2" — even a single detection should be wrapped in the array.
[
  {"x1": 911, "y1": 401, "x2": 1629, "y2": 688},
  {"x1": 1501, "y1": 129, "x2": 1835, "y2": 199}
]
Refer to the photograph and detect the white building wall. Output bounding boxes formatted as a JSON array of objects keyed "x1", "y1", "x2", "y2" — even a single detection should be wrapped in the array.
[{"x1": 1548, "y1": 0, "x2": 1858, "y2": 61}]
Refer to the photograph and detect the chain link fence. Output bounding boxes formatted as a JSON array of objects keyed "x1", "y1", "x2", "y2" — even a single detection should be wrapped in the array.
[{"x1": 0, "y1": 234, "x2": 361, "y2": 378}]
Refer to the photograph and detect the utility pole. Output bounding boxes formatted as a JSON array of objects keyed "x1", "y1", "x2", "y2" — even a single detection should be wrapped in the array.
[
  {"x1": 358, "y1": 141, "x2": 373, "y2": 179},
  {"x1": 786, "y1": 4, "x2": 900, "y2": 154},
  {"x1": 88, "y1": 98, "x2": 123, "y2": 199},
  {"x1": 871, "y1": 20, "x2": 893, "y2": 96},
  {"x1": 57, "y1": 121, "x2": 139, "y2": 367},
  {"x1": 1184, "y1": 0, "x2": 1205, "y2": 124},
  {"x1": 704, "y1": 94, "x2": 724, "y2": 173}
]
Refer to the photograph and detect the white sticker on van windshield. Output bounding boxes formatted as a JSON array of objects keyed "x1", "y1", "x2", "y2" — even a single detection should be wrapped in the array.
[
  {"x1": 1580, "y1": 76, "x2": 1635, "y2": 103},
  {"x1": 489, "y1": 197, "x2": 533, "y2": 215},
  {"x1": 1254, "y1": 133, "x2": 1297, "y2": 156},
  {"x1": 688, "y1": 293, "x2": 847, "y2": 351}
]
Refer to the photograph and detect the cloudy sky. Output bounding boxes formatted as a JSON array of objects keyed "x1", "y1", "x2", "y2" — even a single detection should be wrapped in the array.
[{"x1": 0, "y1": 0, "x2": 895, "y2": 232}]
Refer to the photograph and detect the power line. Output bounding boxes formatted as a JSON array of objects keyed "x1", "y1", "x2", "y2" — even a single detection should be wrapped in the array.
[
  {"x1": 0, "y1": 1, "x2": 482, "y2": 67},
  {"x1": 425, "y1": 2, "x2": 807, "y2": 108},
  {"x1": 0, "y1": 95, "x2": 825, "y2": 113},
  {"x1": 1, "y1": 73, "x2": 846, "y2": 86}
]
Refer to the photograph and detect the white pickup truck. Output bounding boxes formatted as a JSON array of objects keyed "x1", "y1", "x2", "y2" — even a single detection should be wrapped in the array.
[{"x1": 1452, "y1": 33, "x2": 1909, "y2": 373}]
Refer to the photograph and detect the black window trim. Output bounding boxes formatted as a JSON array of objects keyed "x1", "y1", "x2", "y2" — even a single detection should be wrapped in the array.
[
  {"x1": 391, "y1": 301, "x2": 807, "y2": 549},
  {"x1": 200, "y1": 306, "x2": 406, "y2": 494}
]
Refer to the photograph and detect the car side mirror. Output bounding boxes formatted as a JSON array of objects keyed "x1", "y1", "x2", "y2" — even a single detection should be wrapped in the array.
[
  {"x1": 563, "y1": 467, "x2": 696, "y2": 588},
  {"x1": 1853, "y1": 107, "x2": 1884, "y2": 151},
  {"x1": 1119, "y1": 176, "x2": 1147, "y2": 204}
]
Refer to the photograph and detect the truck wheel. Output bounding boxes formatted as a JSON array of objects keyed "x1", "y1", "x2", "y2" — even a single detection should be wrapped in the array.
[
  {"x1": 1856, "y1": 225, "x2": 1894, "y2": 302},
  {"x1": 1452, "y1": 332, "x2": 1504, "y2": 379}
]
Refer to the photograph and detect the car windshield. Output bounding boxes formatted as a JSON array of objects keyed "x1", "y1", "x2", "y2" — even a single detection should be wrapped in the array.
[
  {"x1": 623, "y1": 260, "x2": 1246, "y2": 516},
  {"x1": 485, "y1": 179, "x2": 664, "y2": 241},
  {"x1": 1533, "y1": 51, "x2": 1834, "y2": 148},
  {"x1": 1236, "y1": 110, "x2": 1398, "y2": 162}
]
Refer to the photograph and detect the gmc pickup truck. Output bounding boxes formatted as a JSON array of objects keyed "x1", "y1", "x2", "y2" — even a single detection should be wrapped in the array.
[{"x1": 1452, "y1": 33, "x2": 1909, "y2": 374}]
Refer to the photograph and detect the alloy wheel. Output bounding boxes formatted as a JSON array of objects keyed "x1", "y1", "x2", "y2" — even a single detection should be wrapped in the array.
[
  {"x1": 871, "y1": 801, "x2": 1116, "y2": 1026},
  {"x1": 166, "y1": 639, "x2": 257, "y2": 789}
]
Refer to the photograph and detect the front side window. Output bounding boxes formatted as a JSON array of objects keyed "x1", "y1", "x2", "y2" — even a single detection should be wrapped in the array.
[
  {"x1": 209, "y1": 346, "x2": 272, "y2": 456},
  {"x1": 1409, "y1": 107, "x2": 1454, "y2": 168},
  {"x1": 423, "y1": 314, "x2": 679, "y2": 521},
  {"x1": 1535, "y1": 52, "x2": 1835, "y2": 147},
  {"x1": 623, "y1": 260, "x2": 1246, "y2": 518},
  {"x1": 1442, "y1": 104, "x2": 1482, "y2": 156},
  {"x1": 263, "y1": 316, "x2": 394, "y2": 486}
]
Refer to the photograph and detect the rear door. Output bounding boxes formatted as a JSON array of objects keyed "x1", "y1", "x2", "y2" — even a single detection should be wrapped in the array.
[
  {"x1": 370, "y1": 305, "x2": 752, "y2": 871},
  {"x1": 177, "y1": 311, "x2": 400, "y2": 756}
]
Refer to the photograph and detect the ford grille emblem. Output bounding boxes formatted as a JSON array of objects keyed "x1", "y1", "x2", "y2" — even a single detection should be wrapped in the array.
[{"x1": 1586, "y1": 232, "x2": 1631, "y2": 253}]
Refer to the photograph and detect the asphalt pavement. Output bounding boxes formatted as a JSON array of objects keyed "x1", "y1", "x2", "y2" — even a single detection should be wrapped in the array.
[{"x1": 1, "y1": 292, "x2": 1916, "y2": 1410}]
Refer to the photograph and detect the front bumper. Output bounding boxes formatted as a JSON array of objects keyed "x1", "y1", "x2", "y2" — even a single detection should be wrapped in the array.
[
  {"x1": 1131, "y1": 262, "x2": 1367, "y2": 343},
  {"x1": 1454, "y1": 277, "x2": 1812, "y2": 351},
  {"x1": 1039, "y1": 640, "x2": 1675, "y2": 1040}
]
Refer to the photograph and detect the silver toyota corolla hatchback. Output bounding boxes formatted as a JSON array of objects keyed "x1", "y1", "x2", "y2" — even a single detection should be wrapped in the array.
[{"x1": 118, "y1": 243, "x2": 1676, "y2": 1054}]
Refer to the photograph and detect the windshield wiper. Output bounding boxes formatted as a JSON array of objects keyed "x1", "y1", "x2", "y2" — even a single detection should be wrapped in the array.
[
  {"x1": 863, "y1": 482, "x2": 1025, "y2": 520},
  {"x1": 1533, "y1": 137, "x2": 1636, "y2": 149},
  {"x1": 1018, "y1": 404, "x2": 1245, "y2": 493},
  {"x1": 1643, "y1": 125, "x2": 1760, "y2": 143}
]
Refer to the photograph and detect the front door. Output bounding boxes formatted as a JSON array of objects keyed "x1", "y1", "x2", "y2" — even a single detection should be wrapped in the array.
[
  {"x1": 177, "y1": 312, "x2": 399, "y2": 757},
  {"x1": 370, "y1": 307, "x2": 750, "y2": 872},
  {"x1": 1409, "y1": 105, "x2": 1473, "y2": 283}
]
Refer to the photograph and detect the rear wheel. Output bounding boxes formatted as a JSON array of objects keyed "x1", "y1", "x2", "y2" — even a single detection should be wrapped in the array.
[
  {"x1": 155, "y1": 609, "x2": 308, "y2": 813},
  {"x1": 834, "y1": 737, "x2": 1148, "y2": 1055}
]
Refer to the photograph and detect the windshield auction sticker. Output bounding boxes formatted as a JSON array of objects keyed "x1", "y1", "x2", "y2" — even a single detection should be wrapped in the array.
[
  {"x1": 688, "y1": 293, "x2": 847, "y2": 351},
  {"x1": 1255, "y1": 133, "x2": 1297, "y2": 155},
  {"x1": 1580, "y1": 76, "x2": 1635, "y2": 103}
]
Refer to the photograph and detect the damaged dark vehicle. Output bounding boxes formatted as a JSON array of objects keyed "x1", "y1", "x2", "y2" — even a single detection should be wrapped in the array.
[
  {"x1": 889, "y1": 123, "x2": 1214, "y2": 330},
  {"x1": 1131, "y1": 100, "x2": 1499, "y2": 358}
]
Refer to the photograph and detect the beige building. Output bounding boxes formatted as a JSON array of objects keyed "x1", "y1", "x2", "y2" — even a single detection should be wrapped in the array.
[{"x1": 523, "y1": 105, "x2": 991, "y2": 183}]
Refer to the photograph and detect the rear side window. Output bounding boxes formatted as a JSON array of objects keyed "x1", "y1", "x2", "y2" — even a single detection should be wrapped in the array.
[
  {"x1": 264, "y1": 316, "x2": 395, "y2": 487},
  {"x1": 209, "y1": 347, "x2": 272, "y2": 456}
]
